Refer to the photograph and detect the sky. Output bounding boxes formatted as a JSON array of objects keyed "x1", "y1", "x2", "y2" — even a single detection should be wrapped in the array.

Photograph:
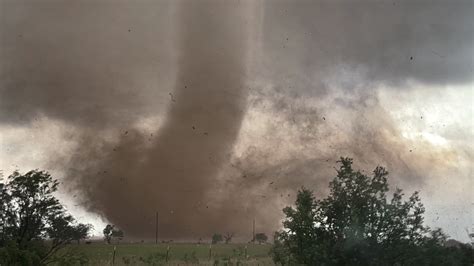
[{"x1": 0, "y1": 0, "x2": 473, "y2": 242}]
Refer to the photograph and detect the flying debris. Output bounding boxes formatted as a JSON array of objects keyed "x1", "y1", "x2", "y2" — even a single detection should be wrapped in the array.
[{"x1": 2, "y1": 0, "x2": 470, "y2": 241}]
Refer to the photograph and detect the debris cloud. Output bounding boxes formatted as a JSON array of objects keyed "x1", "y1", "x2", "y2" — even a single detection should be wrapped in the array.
[{"x1": 0, "y1": 0, "x2": 472, "y2": 240}]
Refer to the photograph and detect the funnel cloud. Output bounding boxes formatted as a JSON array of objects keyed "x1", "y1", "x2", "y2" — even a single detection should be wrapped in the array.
[{"x1": 72, "y1": 1, "x2": 254, "y2": 238}]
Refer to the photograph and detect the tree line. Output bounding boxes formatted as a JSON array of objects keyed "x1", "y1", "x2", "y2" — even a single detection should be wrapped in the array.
[
  {"x1": 0, "y1": 171, "x2": 91, "y2": 265},
  {"x1": 1, "y1": 158, "x2": 472, "y2": 265},
  {"x1": 271, "y1": 158, "x2": 473, "y2": 265}
]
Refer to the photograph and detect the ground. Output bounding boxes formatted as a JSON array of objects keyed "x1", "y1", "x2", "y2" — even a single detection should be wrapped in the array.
[{"x1": 61, "y1": 242, "x2": 273, "y2": 265}]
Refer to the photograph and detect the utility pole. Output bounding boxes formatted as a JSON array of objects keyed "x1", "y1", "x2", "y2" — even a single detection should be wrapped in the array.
[
  {"x1": 252, "y1": 218, "x2": 255, "y2": 243},
  {"x1": 155, "y1": 211, "x2": 159, "y2": 244}
]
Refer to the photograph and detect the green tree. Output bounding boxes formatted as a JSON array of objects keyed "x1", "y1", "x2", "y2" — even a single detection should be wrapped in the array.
[
  {"x1": 111, "y1": 229, "x2": 124, "y2": 243},
  {"x1": 271, "y1": 157, "x2": 473, "y2": 265},
  {"x1": 103, "y1": 224, "x2": 124, "y2": 244},
  {"x1": 224, "y1": 232, "x2": 234, "y2": 244},
  {"x1": 0, "y1": 170, "x2": 91, "y2": 265},
  {"x1": 255, "y1": 233, "x2": 268, "y2": 244},
  {"x1": 274, "y1": 187, "x2": 320, "y2": 264},
  {"x1": 72, "y1": 224, "x2": 93, "y2": 244},
  {"x1": 271, "y1": 231, "x2": 296, "y2": 265},
  {"x1": 103, "y1": 224, "x2": 114, "y2": 244},
  {"x1": 212, "y1": 233, "x2": 223, "y2": 244}
]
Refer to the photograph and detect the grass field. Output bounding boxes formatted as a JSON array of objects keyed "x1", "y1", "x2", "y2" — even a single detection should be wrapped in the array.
[{"x1": 61, "y1": 243, "x2": 274, "y2": 265}]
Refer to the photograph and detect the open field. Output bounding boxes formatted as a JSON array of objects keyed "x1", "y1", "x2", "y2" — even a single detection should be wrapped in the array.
[{"x1": 61, "y1": 243, "x2": 274, "y2": 265}]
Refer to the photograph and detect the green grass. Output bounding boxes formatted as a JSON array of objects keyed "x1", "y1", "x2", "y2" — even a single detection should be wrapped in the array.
[{"x1": 61, "y1": 243, "x2": 274, "y2": 265}]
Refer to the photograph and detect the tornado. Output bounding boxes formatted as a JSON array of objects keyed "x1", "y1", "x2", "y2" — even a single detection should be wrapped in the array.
[{"x1": 70, "y1": 1, "x2": 259, "y2": 238}]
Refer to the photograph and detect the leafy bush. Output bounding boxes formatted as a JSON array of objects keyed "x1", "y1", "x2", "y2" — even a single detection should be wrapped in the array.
[
  {"x1": 0, "y1": 170, "x2": 91, "y2": 265},
  {"x1": 271, "y1": 158, "x2": 473, "y2": 265}
]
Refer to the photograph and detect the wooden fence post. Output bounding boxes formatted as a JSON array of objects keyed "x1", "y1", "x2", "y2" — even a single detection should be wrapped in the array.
[
  {"x1": 209, "y1": 243, "x2": 212, "y2": 260},
  {"x1": 112, "y1": 245, "x2": 116, "y2": 266}
]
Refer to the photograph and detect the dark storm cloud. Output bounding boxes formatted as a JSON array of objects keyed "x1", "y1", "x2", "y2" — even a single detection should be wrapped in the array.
[
  {"x1": 261, "y1": 0, "x2": 473, "y2": 90},
  {"x1": 229, "y1": 0, "x2": 473, "y2": 198},
  {"x1": 0, "y1": 0, "x2": 175, "y2": 125}
]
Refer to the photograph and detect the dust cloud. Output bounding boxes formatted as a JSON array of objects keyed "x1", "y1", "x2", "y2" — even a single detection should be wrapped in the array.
[{"x1": 1, "y1": 0, "x2": 472, "y2": 240}]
